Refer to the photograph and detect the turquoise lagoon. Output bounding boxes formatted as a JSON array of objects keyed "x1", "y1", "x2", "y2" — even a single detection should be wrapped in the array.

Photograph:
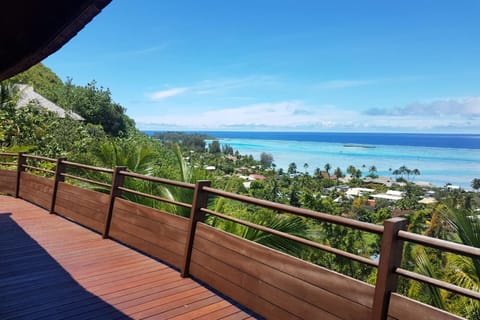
[{"x1": 214, "y1": 138, "x2": 480, "y2": 189}]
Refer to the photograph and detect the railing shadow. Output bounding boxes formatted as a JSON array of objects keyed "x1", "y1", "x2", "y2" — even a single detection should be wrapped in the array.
[{"x1": 0, "y1": 213, "x2": 131, "y2": 319}]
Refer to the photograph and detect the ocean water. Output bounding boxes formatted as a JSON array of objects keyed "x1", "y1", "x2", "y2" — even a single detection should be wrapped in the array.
[{"x1": 145, "y1": 131, "x2": 480, "y2": 189}]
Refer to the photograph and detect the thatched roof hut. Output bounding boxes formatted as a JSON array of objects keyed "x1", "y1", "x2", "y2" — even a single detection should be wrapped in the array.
[{"x1": 16, "y1": 84, "x2": 84, "y2": 120}]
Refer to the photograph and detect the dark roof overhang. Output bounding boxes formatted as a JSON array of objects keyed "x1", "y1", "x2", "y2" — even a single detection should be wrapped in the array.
[{"x1": 0, "y1": 0, "x2": 111, "y2": 82}]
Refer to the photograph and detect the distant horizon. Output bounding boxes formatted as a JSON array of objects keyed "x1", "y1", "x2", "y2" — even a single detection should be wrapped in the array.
[
  {"x1": 141, "y1": 129, "x2": 480, "y2": 135},
  {"x1": 144, "y1": 130, "x2": 480, "y2": 150}
]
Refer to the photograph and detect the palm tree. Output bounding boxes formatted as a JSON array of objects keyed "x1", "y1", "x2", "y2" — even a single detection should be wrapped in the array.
[
  {"x1": 412, "y1": 168, "x2": 421, "y2": 181},
  {"x1": 410, "y1": 207, "x2": 480, "y2": 318},
  {"x1": 355, "y1": 169, "x2": 362, "y2": 179},
  {"x1": 368, "y1": 165, "x2": 377, "y2": 178},
  {"x1": 288, "y1": 162, "x2": 297, "y2": 175},
  {"x1": 393, "y1": 165, "x2": 411, "y2": 182},
  {"x1": 85, "y1": 138, "x2": 200, "y2": 217},
  {"x1": 334, "y1": 167, "x2": 343, "y2": 179},
  {"x1": 324, "y1": 163, "x2": 331, "y2": 177},
  {"x1": 347, "y1": 165, "x2": 356, "y2": 177},
  {"x1": 471, "y1": 178, "x2": 480, "y2": 191},
  {"x1": 447, "y1": 207, "x2": 480, "y2": 277},
  {"x1": 157, "y1": 144, "x2": 200, "y2": 217},
  {"x1": 445, "y1": 207, "x2": 479, "y2": 317},
  {"x1": 392, "y1": 168, "x2": 400, "y2": 179},
  {"x1": 303, "y1": 162, "x2": 309, "y2": 174},
  {"x1": 409, "y1": 248, "x2": 446, "y2": 310},
  {"x1": 91, "y1": 138, "x2": 157, "y2": 174},
  {"x1": 83, "y1": 137, "x2": 160, "y2": 205}
]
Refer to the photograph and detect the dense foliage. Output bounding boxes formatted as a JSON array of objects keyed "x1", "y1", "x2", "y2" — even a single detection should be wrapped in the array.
[
  {"x1": 153, "y1": 131, "x2": 213, "y2": 152},
  {"x1": 1, "y1": 64, "x2": 479, "y2": 319},
  {"x1": 9, "y1": 64, "x2": 134, "y2": 136}
]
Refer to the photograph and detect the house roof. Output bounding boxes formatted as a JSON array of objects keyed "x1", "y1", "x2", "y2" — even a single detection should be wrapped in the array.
[
  {"x1": 0, "y1": 0, "x2": 111, "y2": 82},
  {"x1": 248, "y1": 174, "x2": 267, "y2": 181},
  {"x1": 418, "y1": 197, "x2": 438, "y2": 205},
  {"x1": 363, "y1": 176, "x2": 394, "y2": 187},
  {"x1": 371, "y1": 193, "x2": 403, "y2": 201},
  {"x1": 346, "y1": 187, "x2": 375, "y2": 197},
  {"x1": 16, "y1": 84, "x2": 84, "y2": 120}
]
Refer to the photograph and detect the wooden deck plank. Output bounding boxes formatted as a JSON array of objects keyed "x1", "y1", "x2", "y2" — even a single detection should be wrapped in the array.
[
  {"x1": 0, "y1": 196, "x2": 259, "y2": 320},
  {"x1": 193, "y1": 304, "x2": 247, "y2": 320}
]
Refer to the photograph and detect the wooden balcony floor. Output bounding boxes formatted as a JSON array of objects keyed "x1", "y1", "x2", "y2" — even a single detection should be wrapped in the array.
[{"x1": 0, "y1": 196, "x2": 258, "y2": 320}]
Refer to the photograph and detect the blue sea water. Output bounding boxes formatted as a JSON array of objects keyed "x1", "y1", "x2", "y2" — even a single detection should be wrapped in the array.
[
  {"x1": 144, "y1": 131, "x2": 480, "y2": 189},
  {"x1": 197, "y1": 131, "x2": 480, "y2": 149}
]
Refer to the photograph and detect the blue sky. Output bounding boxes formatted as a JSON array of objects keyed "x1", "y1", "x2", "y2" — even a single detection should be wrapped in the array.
[{"x1": 44, "y1": 1, "x2": 480, "y2": 132}]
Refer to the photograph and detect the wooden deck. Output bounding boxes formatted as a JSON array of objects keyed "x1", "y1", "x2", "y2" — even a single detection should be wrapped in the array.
[{"x1": 0, "y1": 196, "x2": 258, "y2": 320}]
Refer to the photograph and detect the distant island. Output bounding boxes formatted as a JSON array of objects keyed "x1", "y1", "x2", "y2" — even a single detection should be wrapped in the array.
[{"x1": 343, "y1": 144, "x2": 376, "y2": 149}]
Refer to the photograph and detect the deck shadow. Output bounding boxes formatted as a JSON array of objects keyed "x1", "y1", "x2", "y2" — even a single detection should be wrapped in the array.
[{"x1": 0, "y1": 212, "x2": 131, "y2": 319}]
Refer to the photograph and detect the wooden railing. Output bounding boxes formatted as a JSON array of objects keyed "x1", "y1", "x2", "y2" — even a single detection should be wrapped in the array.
[{"x1": 0, "y1": 152, "x2": 476, "y2": 320}]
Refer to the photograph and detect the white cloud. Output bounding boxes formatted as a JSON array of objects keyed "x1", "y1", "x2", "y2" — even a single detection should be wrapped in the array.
[
  {"x1": 317, "y1": 79, "x2": 374, "y2": 89},
  {"x1": 138, "y1": 79, "x2": 479, "y2": 132},
  {"x1": 148, "y1": 87, "x2": 187, "y2": 100},
  {"x1": 365, "y1": 96, "x2": 480, "y2": 118},
  {"x1": 136, "y1": 101, "x2": 359, "y2": 130},
  {"x1": 316, "y1": 76, "x2": 424, "y2": 90},
  {"x1": 135, "y1": 97, "x2": 480, "y2": 133},
  {"x1": 147, "y1": 75, "x2": 278, "y2": 100},
  {"x1": 192, "y1": 75, "x2": 278, "y2": 94}
]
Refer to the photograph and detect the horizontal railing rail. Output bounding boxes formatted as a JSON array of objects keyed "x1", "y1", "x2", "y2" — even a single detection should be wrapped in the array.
[
  {"x1": 19, "y1": 154, "x2": 56, "y2": 178},
  {"x1": 23, "y1": 154, "x2": 56, "y2": 162},
  {"x1": 395, "y1": 267, "x2": 480, "y2": 301},
  {"x1": 0, "y1": 153, "x2": 18, "y2": 170},
  {"x1": 201, "y1": 206, "x2": 379, "y2": 267},
  {"x1": 0, "y1": 161, "x2": 16, "y2": 166},
  {"x1": 119, "y1": 170, "x2": 195, "y2": 189},
  {"x1": 60, "y1": 172, "x2": 112, "y2": 188},
  {"x1": 394, "y1": 230, "x2": 480, "y2": 301},
  {"x1": 398, "y1": 230, "x2": 480, "y2": 259},
  {"x1": 62, "y1": 160, "x2": 114, "y2": 174},
  {"x1": 203, "y1": 186, "x2": 384, "y2": 234},
  {"x1": 21, "y1": 164, "x2": 55, "y2": 175},
  {"x1": 117, "y1": 186, "x2": 192, "y2": 209},
  {"x1": 59, "y1": 160, "x2": 113, "y2": 189},
  {"x1": 117, "y1": 170, "x2": 194, "y2": 210},
  {"x1": 0, "y1": 152, "x2": 477, "y2": 320},
  {"x1": 0, "y1": 152, "x2": 18, "y2": 157}
]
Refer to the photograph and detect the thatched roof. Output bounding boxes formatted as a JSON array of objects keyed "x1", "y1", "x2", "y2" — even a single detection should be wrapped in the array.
[
  {"x1": 16, "y1": 84, "x2": 84, "y2": 120},
  {"x1": 0, "y1": 0, "x2": 111, "y2": 82}
]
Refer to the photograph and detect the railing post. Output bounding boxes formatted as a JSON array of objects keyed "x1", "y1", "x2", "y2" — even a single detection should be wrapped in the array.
[
  {"x1": 371, "y1": 217, "x2": 408, "y2": 320},
  {"x1": 181, "y1": 180, "x2": 211, "y2": 278},
  {"x1": 50, "y1": 157, "x2": 66, "y2": 214},
  {"x1": 103, "y1": 166, "x2": 126, "y2": 239},
  {"x1": 15, "y1": 152, "x2": 26, "y2": 198}
]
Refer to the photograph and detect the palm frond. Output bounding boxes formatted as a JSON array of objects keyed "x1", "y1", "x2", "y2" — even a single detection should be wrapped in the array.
[
  {"x1": 415, "y1": 249, "x2": 446, "y2": 310},
  {"x1": 446, "y1": 207, "x2": 480, "y2": 279}
]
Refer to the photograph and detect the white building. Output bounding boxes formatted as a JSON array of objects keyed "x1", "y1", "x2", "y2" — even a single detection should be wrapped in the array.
[
  {"x1": 345, "y1": 187, "x2": 375, "y2": 198},
  {"x1": 371, "y1": 190, "x2": 404, "y2": 201}
]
